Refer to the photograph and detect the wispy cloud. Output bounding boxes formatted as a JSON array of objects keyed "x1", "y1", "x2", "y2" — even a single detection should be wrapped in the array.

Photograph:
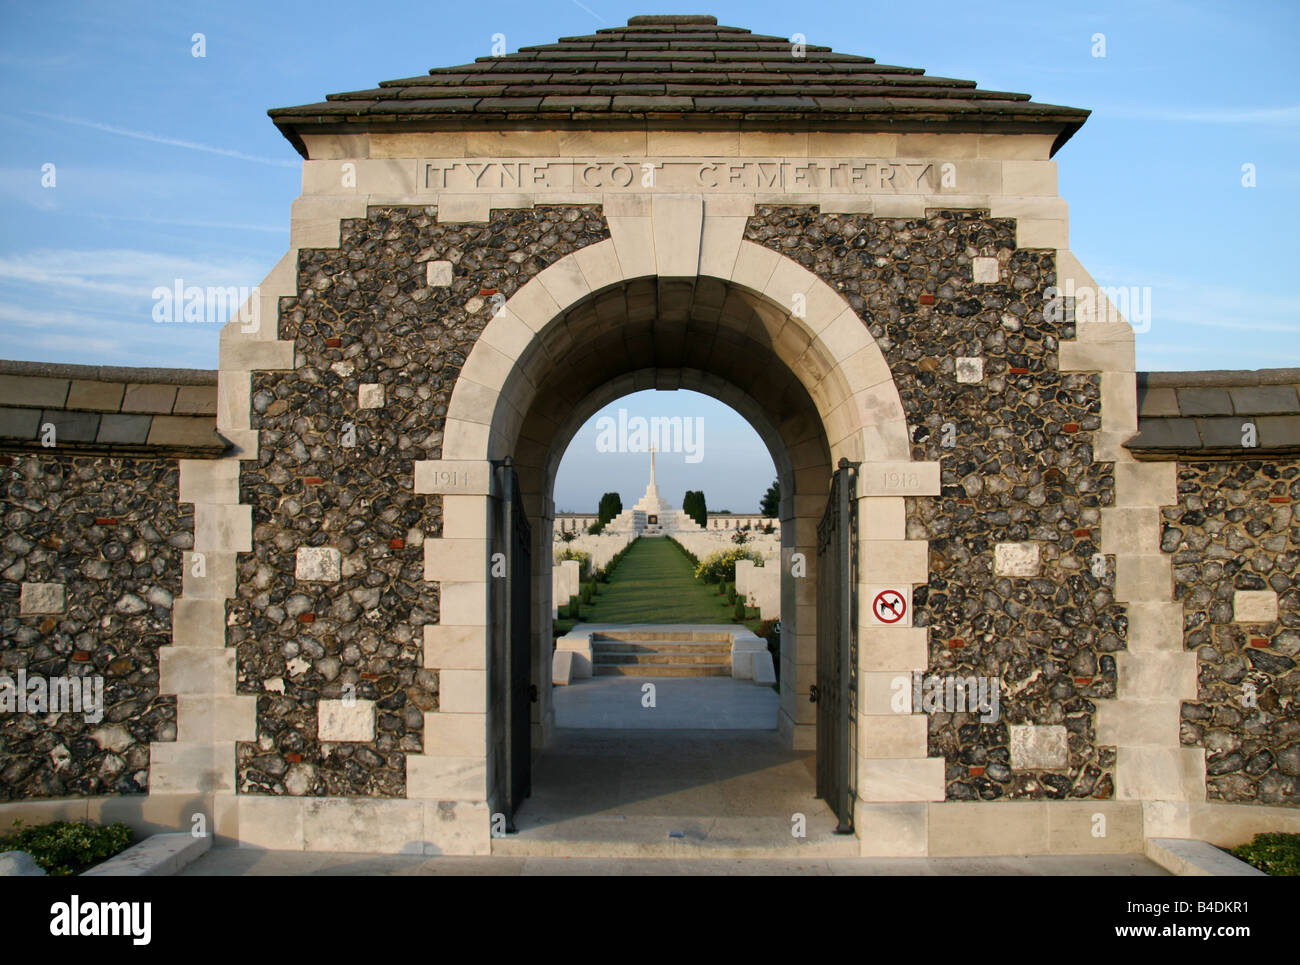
[
  {"x1": 0, "y1": 247, "x2": 269, "y2": 299},
  {"x1": 1095, "y1": 104, "x2": 1300, "y2": 125},
  {"x1": 571, "y1": 0, "x2": 604, "y2": 24},
  {"x1": 85, "y1": 212, "x2": 288, "y2": 234},
  {"x1": 21, "y1": 110, "x2": 299, "y2": 168},
  {"x1": 0, "y1": 302, "x2": 222, "y2": 367}
]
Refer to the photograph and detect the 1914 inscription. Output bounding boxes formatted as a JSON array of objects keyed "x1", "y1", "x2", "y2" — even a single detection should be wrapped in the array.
[{"x1": 413, "y1": 460, "x2": 493, "y2": 496}]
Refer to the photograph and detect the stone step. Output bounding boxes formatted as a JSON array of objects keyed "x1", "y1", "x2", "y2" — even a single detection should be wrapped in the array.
[
  {"x1": 595, "y1": 651, "x2": 731, "y2": 665},
  {"x1": 492, "y1": 816, "x2": 859, "y2": 859},
  {"x1": 593, "y1": 664, "x2": 733, "y2": 677},
  {"x1": 591, "y1": 631, "x2": 734, "y2": 643},
  {"x1": 592, "y1": 641, "x2": 731, "y2": 655}
]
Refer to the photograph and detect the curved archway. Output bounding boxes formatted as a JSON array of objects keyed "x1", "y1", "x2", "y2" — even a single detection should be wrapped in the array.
[
  {"x1": 442, "y1": 236, "x2": 911, "y2": 470},
  {"x1": 417, "y1": 209, "x2": 940, "y2": 842}
]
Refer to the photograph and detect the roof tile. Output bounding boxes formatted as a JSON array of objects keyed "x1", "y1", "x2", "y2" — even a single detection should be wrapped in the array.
[{"x1": 270, "y1": 15, "x2": 1089, "y2": 157}]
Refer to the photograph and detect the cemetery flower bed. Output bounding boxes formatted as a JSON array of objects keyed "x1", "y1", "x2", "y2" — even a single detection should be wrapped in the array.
[
  {"x1": 694, "y1": 547, "x2": 765, "y2": 584},
  {"x1": 553, "y1": 547, "x2": 591, "y2": 578},
  {"x1": 1, "y1": 819, "x2": 134, "y2": 876}
]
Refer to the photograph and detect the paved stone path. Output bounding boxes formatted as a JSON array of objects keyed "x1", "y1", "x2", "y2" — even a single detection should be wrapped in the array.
[
  {"x1": 177, "y1": 728, "x2": 1168, "y2": 874},
  {"x1": 554, "y1": 675, "x2": 779, "y2": 728},
  {"x1": 179, "y1": 850, "x2": 1166, "y2": 876}
]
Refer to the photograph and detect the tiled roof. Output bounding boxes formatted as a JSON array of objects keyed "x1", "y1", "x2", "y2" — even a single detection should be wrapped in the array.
[
  {"x1": 1127, "y1": 369, "x2": 1300, "y2": 459},
  {"x1": 0, "y1": 361, "x2": 226, "y2": 457},
  {"x1": 269, "y1": 14, "x2": 1089, "y2": 157}
]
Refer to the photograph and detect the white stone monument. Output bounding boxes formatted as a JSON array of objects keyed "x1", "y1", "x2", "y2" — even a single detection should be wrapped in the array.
[{"x1": 604, "y1": 447, "x2": 705, "y2": 536}]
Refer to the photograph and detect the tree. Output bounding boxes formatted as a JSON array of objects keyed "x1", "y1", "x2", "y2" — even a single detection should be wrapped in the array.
[
  {"x1": 760, "y1": 478, "x2": 780, "y2": 518},
  {"x1": 597, "y1": 492, "x2": 622, "y2": 526},
  {"x1": 682, "y1": 489, "x2": 708, "y2": 528}
]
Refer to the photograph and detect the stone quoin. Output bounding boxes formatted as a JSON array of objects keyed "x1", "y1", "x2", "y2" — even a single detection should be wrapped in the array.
[{"x1": 1, "y1": 14, "x2": 1297, "y2": 858}]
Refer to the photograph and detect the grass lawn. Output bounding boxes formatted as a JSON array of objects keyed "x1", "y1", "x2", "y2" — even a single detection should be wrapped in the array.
[{"x1": 556, "y1": 537, "x2": 764, "y2": 630}]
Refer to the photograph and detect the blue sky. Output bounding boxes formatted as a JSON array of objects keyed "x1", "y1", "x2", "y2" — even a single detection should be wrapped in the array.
[
  {"x1": 1, "y1": 0, "x2": 1296, "y2": 510},
  {"x1": 553, "y1": 389, "x2": 774, "y2": 514}
]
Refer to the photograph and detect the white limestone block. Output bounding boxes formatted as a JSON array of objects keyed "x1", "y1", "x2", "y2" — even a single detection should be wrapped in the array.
[
  {"x1": 972, "y1": 257, "x2": 999, "y2": 283},
  {"x1": 296, "y1": 546, "x2": 341, "y2": 582},
  {"x1": 358, "y1": 383, "x2": 384, "y2": 409},
  {"x1": 555, "y1": 633, "x2": 594, "y2": 678},
  {"x1": 1010, "y1": 724, "x2": 1068, "y2": 769},
  {"x1": 426, "y1": 260, "x2": 453, "y2": 286},
  {"x1": 994, "y1": 542, "x2": 1040, "y2": 577},
  {"x1": 1233, "y1": 590, "x2": 1278, "y2": 623},
  {"x1": 19, "y1": 582, "x2": 65, "y2": 616},
  {"x1": 318, "y1": 699, "x2": 375, "y2": 742},
  {"x1": 955, "y1": 357, "x2": 984, "y2": 384},
  {"x1": 552, "y1": 650, "x2": 574, "y2": 686}
]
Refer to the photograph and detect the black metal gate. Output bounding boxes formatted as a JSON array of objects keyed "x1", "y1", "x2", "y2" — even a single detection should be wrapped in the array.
[
  {"x1": 495, "y1": 460, "x2": 532, "y2": 831},
  {"x1": 814, "y1": 457, "x2": 858, "y2": 833}
]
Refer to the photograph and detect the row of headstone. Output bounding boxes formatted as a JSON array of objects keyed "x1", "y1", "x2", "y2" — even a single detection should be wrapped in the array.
[
  {"x1": 550, "y1": 532, "x2": 640, "y2": 617},
  {"x1": 670, "y1": 531, "x2": 781, "y2": 565}
]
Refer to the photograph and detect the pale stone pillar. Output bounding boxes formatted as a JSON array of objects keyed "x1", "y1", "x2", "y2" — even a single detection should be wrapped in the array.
[{"x1": 408, "y1": 461, "x2": 496, "y2": 854}]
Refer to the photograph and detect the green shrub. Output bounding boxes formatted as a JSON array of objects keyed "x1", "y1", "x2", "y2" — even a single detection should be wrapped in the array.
[
  {"x1": 733, "y1": 598, "x2": 747, "y2": 620},
  {"x1": 1, "y1": 820, "x2": 133, "y2": 876},
  {"x1": 1231, "y1": 833, "x2": 1300, "y2": 875},
  {"x1": 586, "y1": 521, "x2": 605, "y2": 535},
  {"x1": 580, "y1": 582, "x2": 593, "y2": 605},
  {"x1": 554, "y1": 547, "x2": 591, "y2": 577},
  {"x1": 694, "y1": 547, "x2": 765, "y2": 584},
  {"x1": 725, "y1": 583, "x2": 736, "y2": 604}
]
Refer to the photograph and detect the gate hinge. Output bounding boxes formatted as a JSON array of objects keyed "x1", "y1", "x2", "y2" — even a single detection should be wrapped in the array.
[
  {"x1": 809, "y1": 684, "x2": 819, "y2": 703},
  {"x1": 529, "y1": 684, "x2": 539, "y2": 703}
]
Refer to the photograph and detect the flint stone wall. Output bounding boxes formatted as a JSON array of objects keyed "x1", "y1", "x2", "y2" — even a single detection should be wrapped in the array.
[
  {"x1": 745, "y1": 205, "x2": 1120, "y2": 802},
  {"x1": 234, "y1": 204, "x2": 610, "y2": 798},
  {"x1": 1170, "y1": 459, "x2": 1300, "y2": 805},
  {"x1": 0, "y1": 453, "x2": 185, "y2": 799}
]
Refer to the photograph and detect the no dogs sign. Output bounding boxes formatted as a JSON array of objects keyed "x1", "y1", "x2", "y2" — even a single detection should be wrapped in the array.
[{"x1": 870, "y1": 588, "x2": 908, "y2": 625}]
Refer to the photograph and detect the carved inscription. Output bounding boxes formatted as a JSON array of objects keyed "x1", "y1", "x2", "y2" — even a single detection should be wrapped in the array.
[
  {"x1": 413, "y1": 460, "x2": 493, "y2": 496},
  {"x1": 421, "y1": 158, "x2": 942, "y2": 194}
]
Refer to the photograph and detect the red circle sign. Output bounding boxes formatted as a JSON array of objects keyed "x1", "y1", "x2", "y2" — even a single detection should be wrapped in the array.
[{"x1": 872, "y1": 589, "x2": 907, "y2": 624}]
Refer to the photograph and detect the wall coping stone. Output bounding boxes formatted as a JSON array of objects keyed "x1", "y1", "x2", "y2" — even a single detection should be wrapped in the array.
[{"x1": 0, "y1": 359, "x2": 217, "y2": 385}]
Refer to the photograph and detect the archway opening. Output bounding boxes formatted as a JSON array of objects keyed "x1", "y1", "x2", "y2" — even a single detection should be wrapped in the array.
[
  {"x1": 467, "y1": 273, "x2": 863, "y2": 850},
  {"x1": 550, "y1": 388, "x2": 782, "y2": 729}
]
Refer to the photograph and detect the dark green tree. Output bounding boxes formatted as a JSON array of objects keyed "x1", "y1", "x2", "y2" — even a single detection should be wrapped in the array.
[
  {"x1": 597, "y1": 492, "x2": 622, "y2": 526},
  {"x1": 760, "y1": 478, "x2": 780, "y2": 518},
  {"x1": 682, "y1": 489, "x2": 707, "y2": 528}
]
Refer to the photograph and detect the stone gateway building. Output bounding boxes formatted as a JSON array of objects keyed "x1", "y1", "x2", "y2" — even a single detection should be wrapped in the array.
[{"x1": 1, "y1": 15, "x2": 1297, "y2": 859}]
